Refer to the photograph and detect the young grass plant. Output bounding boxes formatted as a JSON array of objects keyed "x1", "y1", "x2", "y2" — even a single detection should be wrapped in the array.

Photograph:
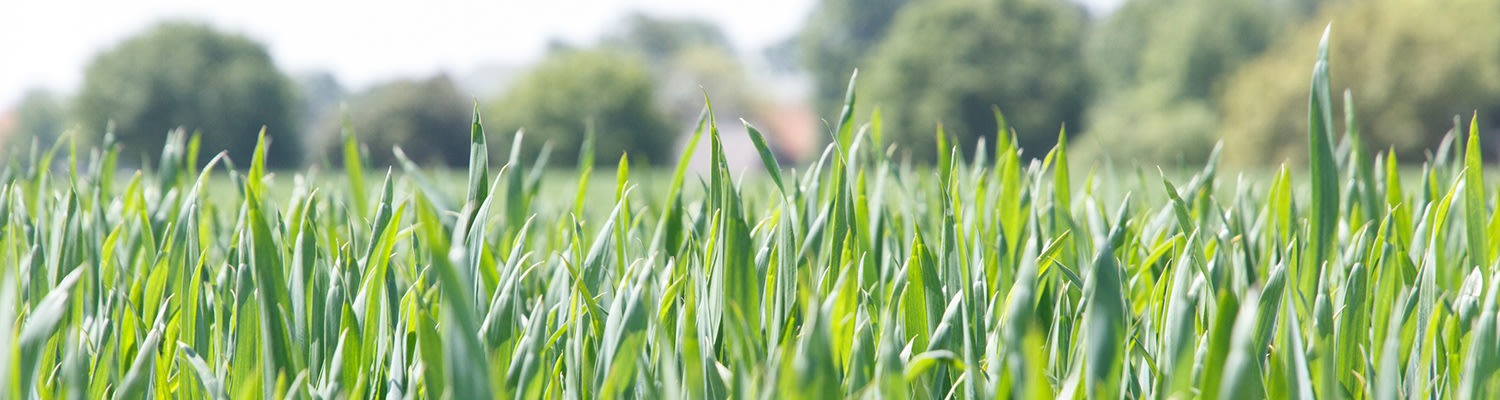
[{"x1": 4, "y1": 26, "x2": 1500, "y2": 399}]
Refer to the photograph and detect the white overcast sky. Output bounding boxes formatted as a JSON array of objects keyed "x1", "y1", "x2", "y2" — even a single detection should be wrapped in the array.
[{"x1": 0, "y1": 0, "x2": 1123, "y2": 108}]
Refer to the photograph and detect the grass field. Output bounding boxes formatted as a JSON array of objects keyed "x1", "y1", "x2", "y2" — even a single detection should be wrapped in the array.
[{"x1": 3, "y1": 29, "x2": 1499, "y2": 399}]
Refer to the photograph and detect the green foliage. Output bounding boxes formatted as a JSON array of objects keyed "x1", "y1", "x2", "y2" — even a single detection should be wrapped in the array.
[
  {"x1": 1079, "y1": 0, "x2": 1274, "y2": 166},
  {"x1": 315, "y1": 75, "x2": 471, "y2": 167},
  {"x1": 1306, "y1": 26, "x2": 1338, "y2": 266},
  {"x1": 862, "y1": 0, "x2": 1091, "y2": 162},
  {"x1": 1088, "y1": 0, "x2": 1274, "y2": 98},
  {"x1": 799, "y1": 0, "x2": 910, "y2": 114},
  {"x1": 488, "y1": 48, "x2": 675, "y2": 166},
  {"x1": 72, "y1": 21, "x2": 301, "y2": 167},
  {"x1": 1219, "y1": 0, "x2": 1500, "y2": 166}
]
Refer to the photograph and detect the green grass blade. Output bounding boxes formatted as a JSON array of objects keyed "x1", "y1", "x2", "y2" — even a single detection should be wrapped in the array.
[
  {"x1": 1307, "y1": 25, "x2": 1339, "y2": 268},
  {"x1": 743, "y1": 120, "x2": 787, "y2": 198},
  {"x1": 1465, "y1": 113, "x2": 1487, "y2": 271},
  {"x1": 1082, "y1": 196, "x2": 1130, "y2": 399},
  {"x1": 18, "y1": 269, "x2": 83, "y2": 393},
  {"x1": 466, "y1": 103, "x2": 490, "y2": 220},
  {"x1": 341, "y1": 109, "x2": 369, "y2": 217},
  {"x1": 413, "y1": 191, "x2": 493, "y2": 398},
  {"x1": 113, "y1": 324, "x2": 163, "y2": 400},
  {"x1": 244, "y1": 174, "x2": 301, "y2": 391},
  {"x1": 177, "y1": 343, "x2": 225, "y2": 399},
  {"x1": 834, "y1": 70, "x2": 858, "y2": 150},
  {"x1": 573, "y1": 120, "x2": 597, "y2": 218}
]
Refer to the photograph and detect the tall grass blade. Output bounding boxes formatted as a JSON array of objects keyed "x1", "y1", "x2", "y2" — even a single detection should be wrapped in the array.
[{"x1": 1307, "y1": 25, "x2": 1339, "y2": 270}]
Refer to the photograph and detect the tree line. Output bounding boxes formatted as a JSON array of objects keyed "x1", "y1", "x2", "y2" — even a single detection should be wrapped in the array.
[{"x1": 7, "y1": 0, "x2": 1499, "y2": 169}]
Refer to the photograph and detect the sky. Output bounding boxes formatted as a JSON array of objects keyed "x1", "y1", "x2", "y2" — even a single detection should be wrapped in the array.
[{"x1": 0, "y1": 0, "x2": 1124, "y2": 108}]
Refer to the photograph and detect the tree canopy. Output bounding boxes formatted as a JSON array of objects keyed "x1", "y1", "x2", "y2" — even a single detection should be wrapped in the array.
[
  {"x1": 799, "y1": 0, "x2": 910, "y2": 115},
  {"x1": 73, "y1": 21, "x2": 300, "y2": 167},
  {"x1": 487, "y1": 49, "x2": 675, "y2": 166},
  {"x1": 862, "y1": 0, "x2": 1092, "y2": 162},
  {"x1": 1218, "y1": 0, "x2": 1500, "y2": 166},
  {"x1": 1077, "y1": 0, "x2": 1274, "y2": 165}
]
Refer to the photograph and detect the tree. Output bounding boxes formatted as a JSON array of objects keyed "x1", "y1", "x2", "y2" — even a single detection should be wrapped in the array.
[
  {"x1": 1217, "y1": 0, "x2": 1500, "y2": 166},
  {"x1": 1077, "y1": 0, "x2": 1274, "y2": 166},
  {"x1": 314, "y1": 75, "x2": 471, "y2": 167},
  {"x1": 73, "y1": 21, "x2": 300, "y2": 167},
  {"x1": 487, "y1": 49, "x2": 674, "y2": 166},
  {"x1": 799, "y1": 0, "x2": 910, "y2": 115},
  {"x1": 1088, "y1": 0, "x2": 1273, "y2": 100},
  {"x1": 862, "y1": 0, "x2": 1091, "y2": 162},
  {"x1": 7, "y1": 89, "x2": 66, "y2": 150}
]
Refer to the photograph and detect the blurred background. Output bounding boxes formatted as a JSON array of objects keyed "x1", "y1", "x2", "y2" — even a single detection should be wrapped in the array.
[{"x1": 2, "y1": 0, "x2": 1497, "y2": 170}]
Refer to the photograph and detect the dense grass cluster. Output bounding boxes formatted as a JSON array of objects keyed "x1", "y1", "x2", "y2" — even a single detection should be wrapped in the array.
[{"x1": 3, "y1": 30, "x2": 1500, "y2": 399}]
